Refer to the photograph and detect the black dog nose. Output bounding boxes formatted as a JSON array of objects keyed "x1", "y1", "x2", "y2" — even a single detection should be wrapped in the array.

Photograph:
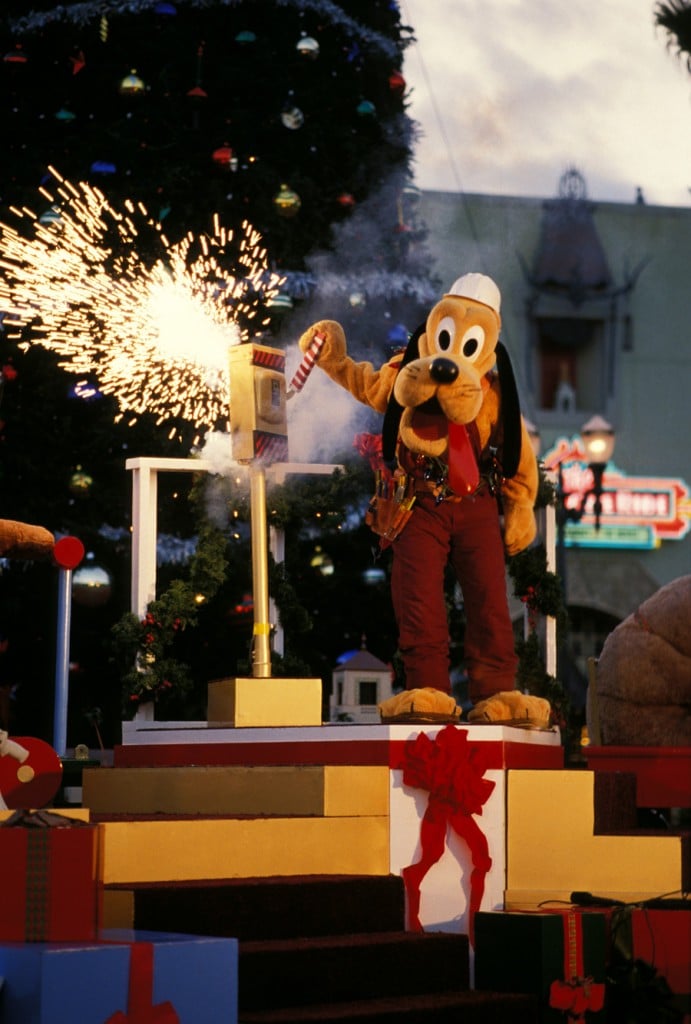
[{"x1": 429, "y1": 358, "x2": 459, "y2": 384}]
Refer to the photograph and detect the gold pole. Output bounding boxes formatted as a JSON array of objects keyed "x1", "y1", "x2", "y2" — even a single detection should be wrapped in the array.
[{"x1": 249, "y1": 462, "x2": 272, "y2": 678}]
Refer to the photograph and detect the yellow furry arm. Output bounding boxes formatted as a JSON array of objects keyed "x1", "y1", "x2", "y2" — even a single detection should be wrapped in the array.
[
  {"x1": 475, "y1": 380, "x2": 538, "y2": 555},
  {"x1": 298, "y1": 319, "x2": 399, "y2": 414},
  {"x1": 500, "y1": 417, "x2": 539, "y2": 554}
]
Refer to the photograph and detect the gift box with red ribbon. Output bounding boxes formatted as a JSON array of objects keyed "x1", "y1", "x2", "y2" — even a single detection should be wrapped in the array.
[
  {"x1": 631, "y1": 907, "x2": 691, "y2": 1014},
  {"x1": 474, "y1": 909, "x2": 607, "y2": 1023},
  {"x1": 0, "y1": 929, "x2": 238, "y2": 1024},
  {"x1": 0, "y1": 809, "x2": 103, "y2": 942}
]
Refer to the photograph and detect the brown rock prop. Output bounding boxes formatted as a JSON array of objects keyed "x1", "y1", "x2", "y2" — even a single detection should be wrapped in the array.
[{"x1": 592, "y1": 574, "x2": 691, "y2": 746}]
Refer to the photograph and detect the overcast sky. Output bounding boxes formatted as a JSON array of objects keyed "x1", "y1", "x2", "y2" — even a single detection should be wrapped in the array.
[{"x1": 401, "y1": 0, "x2": 691, "y2": 207}]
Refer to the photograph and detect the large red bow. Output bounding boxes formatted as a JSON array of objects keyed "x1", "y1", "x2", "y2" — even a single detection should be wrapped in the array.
[
  {"x1": 400, "y1": 726, "x2": 495, "y2": 943},
  {"x1": 550, "y1": 978, "x2": 605, "y2": 1021}
]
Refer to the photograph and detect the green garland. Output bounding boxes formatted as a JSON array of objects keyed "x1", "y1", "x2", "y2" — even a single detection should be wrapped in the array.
[
  {"x1": 111, "y1": 521, "x2": 228, "y2": 717},
  {"x1": 507, "y1": 463, "x2": 570, "y2": 731},
  {"x1": 508, "y1": 543, "x2": 567, "y2": 628}
]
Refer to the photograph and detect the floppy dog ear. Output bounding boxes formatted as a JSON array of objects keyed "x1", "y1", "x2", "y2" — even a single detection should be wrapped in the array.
[
  {"x1": 381, "y1": 322, "x2": 425, "y2": 463},
  {"x1": 495, "y1": 340, "x2": 522, "y2": 479}
]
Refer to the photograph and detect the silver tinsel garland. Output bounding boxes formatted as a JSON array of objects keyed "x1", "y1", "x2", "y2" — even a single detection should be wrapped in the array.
[{"x1": 279, "y1": 269, "x2": 438, "y2": 305}]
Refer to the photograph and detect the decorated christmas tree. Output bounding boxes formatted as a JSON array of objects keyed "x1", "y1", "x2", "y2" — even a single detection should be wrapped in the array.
[{"x1": 0, "y1": 0, "x2": 439, "y2": 739}]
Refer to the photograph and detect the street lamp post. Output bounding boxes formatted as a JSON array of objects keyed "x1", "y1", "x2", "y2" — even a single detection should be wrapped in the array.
[{"x1": 556, "y1": 414, "x2": 616, "y2": 593}]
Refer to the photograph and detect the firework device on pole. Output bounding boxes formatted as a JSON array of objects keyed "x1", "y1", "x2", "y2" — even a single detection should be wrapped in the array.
[
  {"x1": 228, "y1": 342, "x2": 290, "y2": 678},
  {"x1": 286, "y1": 330, "x2": 325, "y2": 398},
  {"x1": 229, "y1": 343, "x2": 288, "y2": 463}
]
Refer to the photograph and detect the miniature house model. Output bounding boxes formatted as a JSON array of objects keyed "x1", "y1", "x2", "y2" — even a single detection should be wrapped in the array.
[{"x1": 329, "y1": 645, "x2": 394, "y2": 723}]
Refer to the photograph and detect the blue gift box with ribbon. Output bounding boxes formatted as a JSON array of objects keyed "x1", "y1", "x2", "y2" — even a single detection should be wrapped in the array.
[{"x1": 0, "y1": 929, "x2": 238, "y2": 1024}]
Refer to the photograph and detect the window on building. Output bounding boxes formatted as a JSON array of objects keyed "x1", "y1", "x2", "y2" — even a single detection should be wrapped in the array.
[
  {"x1": 536, "y1": 317, "x2": 606, "y2": 413},
  {"x1": 358, "y1": 679, "x2": 378, "y2": 705}
]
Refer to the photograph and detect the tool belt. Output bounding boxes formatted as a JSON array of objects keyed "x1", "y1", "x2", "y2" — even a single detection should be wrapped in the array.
[
  {"x1": 404, "y1": 448, "x2": 502, "y2": 505},
  {"x1": 365, "y1": 470, "x2": 417, "y2": 544},
  {"x1": 365, "y1": 449, "x2": 502, "y2": 544}
]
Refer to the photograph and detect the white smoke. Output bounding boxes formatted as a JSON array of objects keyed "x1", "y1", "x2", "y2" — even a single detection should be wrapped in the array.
[{"x1": 284, "y1": 340, "x2": 374, "y2": 464}]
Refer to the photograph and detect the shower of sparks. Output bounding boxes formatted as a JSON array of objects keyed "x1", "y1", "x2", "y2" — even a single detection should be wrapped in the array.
[{"x1": 0, "y1": 167, "x2": 284, "y2": 444}]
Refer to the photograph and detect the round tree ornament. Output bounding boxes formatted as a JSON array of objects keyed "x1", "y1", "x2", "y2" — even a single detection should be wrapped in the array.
[
  {"x1": 212, "y1": 144, "x2": 238, "y2": 170},
  {"x1": 72, "y1": 561, "x2": 113, "y2": 607},
  {"x1": 296, "y1": 35, "x2": 319, "y2": 58},
  {"x1": 39, "y1": 205, "x2": 62, "y2": 226},
  {"x1": 119, "y1": 69, "x2": 145, "y2": 96},
  {"x1": 267, "y1": 293, "x2": 294, "y2": 313},
  {"x1": 388, "y1": 70, "x2": 406, "y2": 94},
  {"x1": 273, "y1": 183, "x2": 301, "y2": 217},
  {"x1": 3, "y1": 46, "x2": 28, "y2": 66},
  {"x1": 69, "y1": 466, "x2": 93, "y2": 497},
  {"x1": 281, "y1": 105, "x2": 304, "y2": 130}
]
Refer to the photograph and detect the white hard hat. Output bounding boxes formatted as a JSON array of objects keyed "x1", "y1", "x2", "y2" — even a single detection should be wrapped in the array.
[{"x1": 447, "y1": 273, "x2": 501, "y2": 314}]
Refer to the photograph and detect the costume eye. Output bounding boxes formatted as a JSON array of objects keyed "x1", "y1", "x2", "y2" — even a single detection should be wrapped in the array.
[
  {"x1": 434, "y1": 316, "x2": 455, "y2": 352},
  {"x1": 461, "y1": 325, "x2": 485, "y2": 363}
]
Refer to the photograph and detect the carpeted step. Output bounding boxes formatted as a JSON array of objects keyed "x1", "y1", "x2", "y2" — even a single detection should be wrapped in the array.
[
  {"x1": 237, "y1": 990, "x2": 540, "y2": 1023},
  {"x1": 117, "y1": 874, "x2": 406, "y2": 940},
  {"x1": 238, "y1": 931, "x2": 470, "y2": 1012}
]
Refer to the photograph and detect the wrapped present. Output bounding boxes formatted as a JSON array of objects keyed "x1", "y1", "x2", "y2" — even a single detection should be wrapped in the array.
[
  {"x1": 0, "y1": 808, "x2": 102, "y2": 941},
  {"x1": 631, "y1": 907, "x2": 691, "y2": 1000},
  {"x1": 474, "y1": 909, "x2": 607, "y2": 1022},
  {"x1": 0, "y1": 929, "x2": 238, "y2": 1024}
]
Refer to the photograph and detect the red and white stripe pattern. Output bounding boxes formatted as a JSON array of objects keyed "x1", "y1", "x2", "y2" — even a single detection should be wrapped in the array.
[{"x1": 287, "y1": 331, "x2": 325, "y2": 397}]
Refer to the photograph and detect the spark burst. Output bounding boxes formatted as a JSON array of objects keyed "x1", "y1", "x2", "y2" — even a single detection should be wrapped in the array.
[{"x1": 0, "y1": 167, "x2": 283, "y2": 444}]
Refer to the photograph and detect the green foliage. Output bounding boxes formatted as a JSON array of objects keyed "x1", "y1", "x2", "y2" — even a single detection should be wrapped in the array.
[
  {"x1": 508, "y1": 543, "x2": 567, "y2": 628},
  {"x1": 111, "y1": 523, "x2": 228, "y2": 717},
  {"x1": 535, "y1": 459, "x2": 559, "y2": 509},
  {"x1": 508, "y1": 537, "x2": 570, "y2": 733}
]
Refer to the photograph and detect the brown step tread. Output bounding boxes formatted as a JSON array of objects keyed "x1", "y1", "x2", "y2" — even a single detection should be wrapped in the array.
[{"x1": 238, "y1": 990, "x2": 539, "y2": 1023}]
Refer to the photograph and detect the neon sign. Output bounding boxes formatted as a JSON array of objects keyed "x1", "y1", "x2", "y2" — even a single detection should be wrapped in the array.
[{"x1": 543, "y1": 437, "x2": 691, "y2": 550}]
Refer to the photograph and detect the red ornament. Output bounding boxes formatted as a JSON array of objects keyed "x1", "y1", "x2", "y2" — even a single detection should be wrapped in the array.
[
  {"x1": 3, "y1": 45, "x2": 27, "y2": 65},
  {"x1": 388, "y1": 70, "x2": 406, "y2": 94},
  {"x1": 212, "y1": 144, "x2": 237, "y2": 171},
  {"x1": 337, "y1": 192, "x2": 356, "y2": 209},
  {"x1": 70, "y1": 50, "x2": 86, "y2": 75}
]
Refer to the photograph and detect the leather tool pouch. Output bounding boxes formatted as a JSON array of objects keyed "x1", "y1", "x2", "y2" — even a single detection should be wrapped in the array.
[{"x1": 365, "y1": 472, "x2": 416, "y2": 544}]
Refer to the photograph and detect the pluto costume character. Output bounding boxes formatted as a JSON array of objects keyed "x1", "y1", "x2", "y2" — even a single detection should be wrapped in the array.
[{"x1": 299, "y1": 273, "x2": 550, "y2": 726}]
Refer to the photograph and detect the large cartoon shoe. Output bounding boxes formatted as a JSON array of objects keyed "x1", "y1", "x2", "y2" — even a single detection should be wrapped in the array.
[
  {"x1": 467, "y1": 691, "x2": 551, "y2": 729},
  {"x1": 379, "y1": 687, "x2": 461, "y2": 724}
]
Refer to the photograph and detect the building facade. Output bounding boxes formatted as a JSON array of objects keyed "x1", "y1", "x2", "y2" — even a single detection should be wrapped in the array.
[{"x1": 419, "y1": 171, "x2": 691, "y2": 685}]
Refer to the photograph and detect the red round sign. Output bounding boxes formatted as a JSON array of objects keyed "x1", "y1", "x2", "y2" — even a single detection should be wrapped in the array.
[
  {"x1": 52, "y1": 535, "x2": 85, "y2": 570},
  {"x1": 0, "y1": 735, "x2": 63, "y2": 809}
]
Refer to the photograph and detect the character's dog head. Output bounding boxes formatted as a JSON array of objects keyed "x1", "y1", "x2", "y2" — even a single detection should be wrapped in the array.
[{"x1": 382, "y1": 273, "x2": 520, "y2": 476}]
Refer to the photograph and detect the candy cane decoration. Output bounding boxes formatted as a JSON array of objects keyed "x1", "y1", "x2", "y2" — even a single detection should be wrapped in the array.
[{"x1": 286, "y1": 331, "x2": 326, "y2": 398}]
